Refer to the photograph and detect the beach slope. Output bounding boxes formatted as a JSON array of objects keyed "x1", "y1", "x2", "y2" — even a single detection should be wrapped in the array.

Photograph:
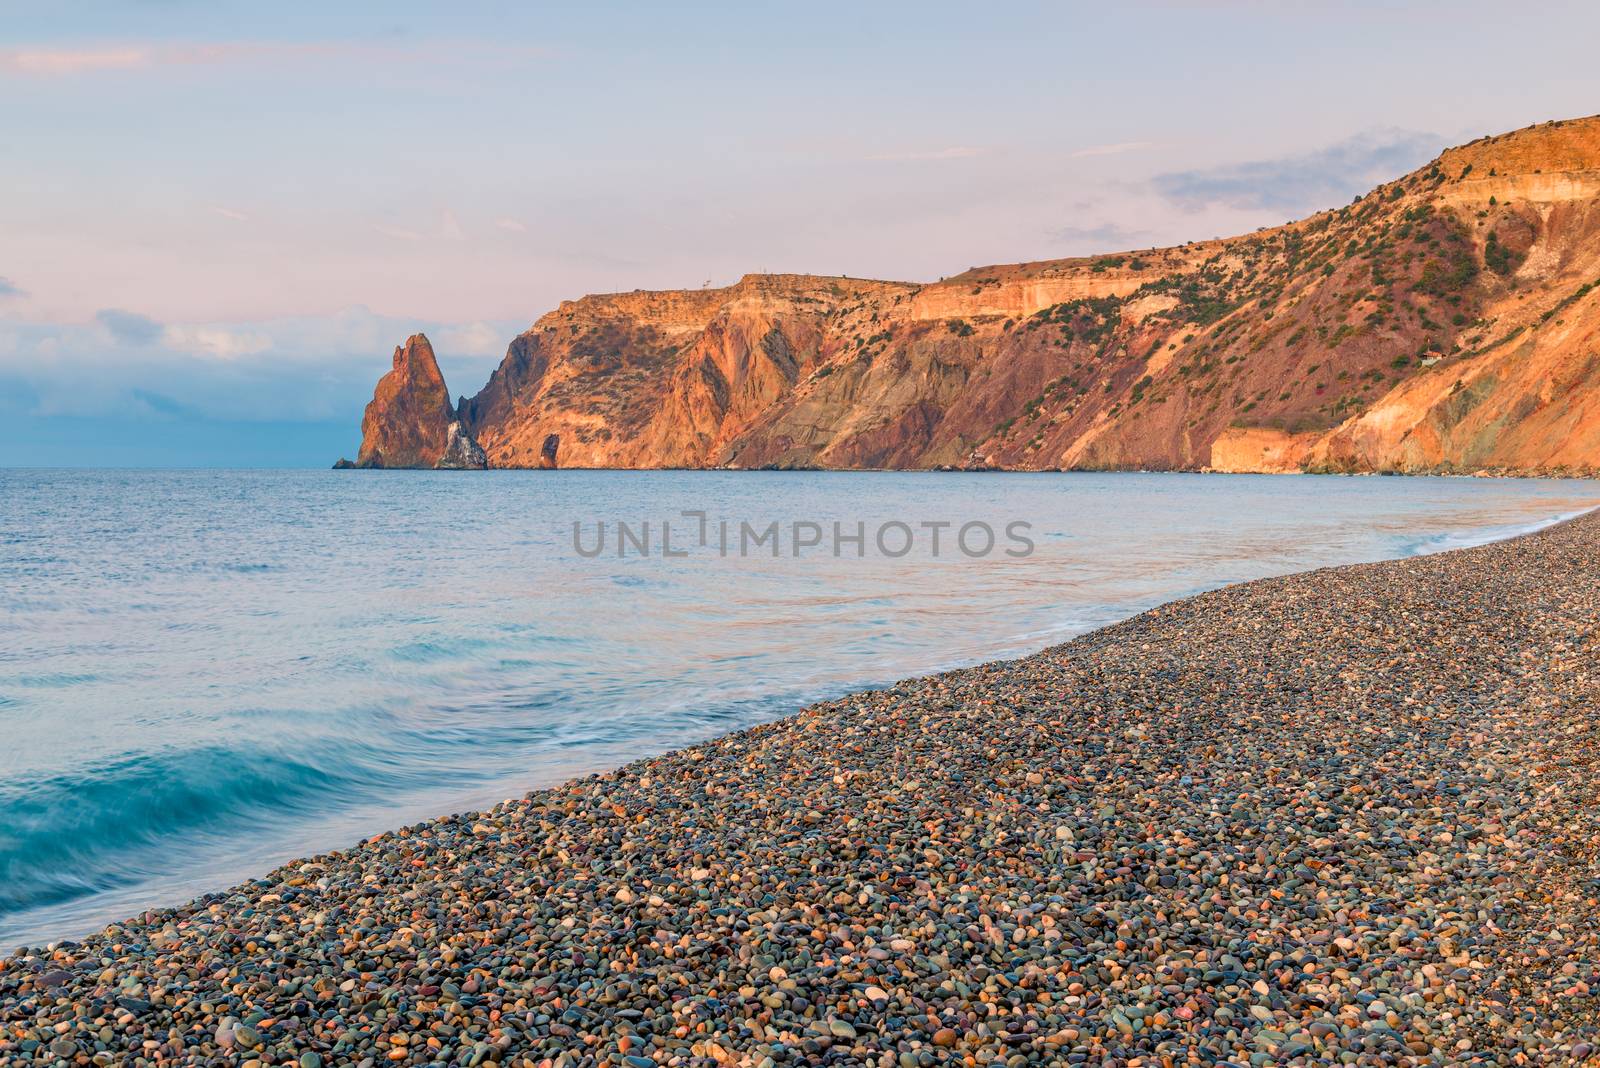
[{"x1": 5, "y1": 516, "x2": 1600, "y2": 1064}]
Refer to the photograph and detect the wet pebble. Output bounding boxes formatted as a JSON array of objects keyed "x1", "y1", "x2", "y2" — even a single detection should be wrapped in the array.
[{"x1": 5, "y1": 515, "x2": 1600, "y2": 1065}]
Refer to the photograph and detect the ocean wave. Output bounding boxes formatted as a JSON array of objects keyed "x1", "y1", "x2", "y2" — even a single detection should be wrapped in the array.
[
  {"x1": 0, "y1": 742, "x2": 383, "y2": 915},
  {"x1": 3, "y1": 672, "x2": 100, "y2": 689},
  {"x1": 1400, "y1": 505, "x2": 1599, "y2": 557},
  {"x1": 0, "y1": 687, "x2": 823, "y2": 923}
]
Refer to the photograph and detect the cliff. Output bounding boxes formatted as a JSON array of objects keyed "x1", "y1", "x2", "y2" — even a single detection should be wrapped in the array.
[{"x1": 349, "y1": 115, "x2": 1600, "y2": 475}]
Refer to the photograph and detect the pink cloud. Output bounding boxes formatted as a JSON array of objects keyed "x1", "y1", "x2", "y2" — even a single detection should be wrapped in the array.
[
  {"x1": 0, "y1": 41, "x2": 550, "y2": 77},
  {"x1": 1071, "y1": 141, "x2": 1155, "y2": 159},
  {"x1": 0, "y1": 48, "x2": 150, "y2": 75},
  {"x1": 866, "y1": 146, "x2": 984, "y2": 162}
]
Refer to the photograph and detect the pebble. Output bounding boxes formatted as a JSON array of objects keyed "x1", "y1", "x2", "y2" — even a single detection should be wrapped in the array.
[{"x1": 4, "y1": 515, "x2": 1600, "y2": 1065}]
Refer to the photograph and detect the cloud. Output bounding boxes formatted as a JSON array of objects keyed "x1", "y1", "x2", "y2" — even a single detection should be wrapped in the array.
[
  {"x1": 435, "y1": 321, "x2": 506, "y2": 358},
  {"x1": 373, "y1": 222, "x2": 424, "y2": 242},
  {"x1": 96, "y1": 308, "x2": 164, "y2": 345},
  {"x1": 866, "y1": 146, "x2": 984, "y2": 162},
  {"x1": 1071, "y1": 141, "x2": 1154, "y2": 159},
  {"x1": 1052, "y1": 223, "x2": 1152, "y2": 253},
  {"x1": 376, "y1": 211, "x2": 471, "y2": 243},
  {"x1": 210, "y1": 205, "x2": 250, "y2": 222},
  {"x1": 160, "y1": 324, "x2": 272, "y2": 361},
  {"x1": 0, "y1": 307, "x2": 522, "y2": 429},
  {"x1": 1152, "y1": 128, "x2": 1442, "y2": 213},
  {"x1": 0, "y1": 47, "x2": 148, "y2": 75},
  {"x1": 128, "y1": 389, "x2": 199, "y2": 419},
  {"x1": 0, "y1": 276, "x2": 24, "y2": 299},
  {"x1": 495, "y1": 217, "x2": 528, "y2": 234},
  {"x1": 0, "y1": 41, "x2": 553, "y2": 78}
]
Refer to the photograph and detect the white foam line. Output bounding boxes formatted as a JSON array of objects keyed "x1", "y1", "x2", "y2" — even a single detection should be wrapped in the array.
[{"x1": 1405, "y1": 504, "x2": 1600, "y2": 557}]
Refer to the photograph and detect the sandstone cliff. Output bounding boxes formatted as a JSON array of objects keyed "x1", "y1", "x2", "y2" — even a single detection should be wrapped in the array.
[{"x1": 351, "y1": 115, "x2": 1600, "y2": 475}]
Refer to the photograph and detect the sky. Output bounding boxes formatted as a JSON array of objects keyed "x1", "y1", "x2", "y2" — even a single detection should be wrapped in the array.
[{"x1": 3, "y1": 1, "x2": 1599, "y2": 466}]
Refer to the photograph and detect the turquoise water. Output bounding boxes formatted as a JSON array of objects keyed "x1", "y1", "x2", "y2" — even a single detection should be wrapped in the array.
[{"x1": 1, "y1": 469, "x2": 1596, "y2": 947}]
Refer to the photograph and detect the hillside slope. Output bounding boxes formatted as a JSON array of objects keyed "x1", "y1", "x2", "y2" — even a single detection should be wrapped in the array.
[{"x1": 349, "y1": 116, "x2": 1600, "y2": 474}]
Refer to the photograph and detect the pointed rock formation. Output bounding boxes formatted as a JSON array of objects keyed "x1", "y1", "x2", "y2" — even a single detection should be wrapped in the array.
[{"x1": 354, "y1": 334, "x2": 487, "y2": 469}]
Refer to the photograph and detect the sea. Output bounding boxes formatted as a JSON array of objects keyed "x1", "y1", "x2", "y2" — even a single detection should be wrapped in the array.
[{"x1": 1, "y1": 468, "x2": 1595, "y2": 947}]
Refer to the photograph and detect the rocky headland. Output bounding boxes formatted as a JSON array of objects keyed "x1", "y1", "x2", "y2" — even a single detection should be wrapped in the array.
[{"x1": 346, "y1": 116, "x2": 1600, "y2": 475}]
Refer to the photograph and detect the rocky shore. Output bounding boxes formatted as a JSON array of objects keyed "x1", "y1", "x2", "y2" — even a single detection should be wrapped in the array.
[{"x1": 5, "y1": 515, "x2": 1600, "y2": 1066}]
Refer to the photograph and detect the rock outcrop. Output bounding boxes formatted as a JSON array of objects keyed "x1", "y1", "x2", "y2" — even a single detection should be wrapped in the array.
[
  {"x1": 436, "y1": 422, "x2": 488, "y2": 470},
  {"x1": 350, "y1": 334, "x2": 488, "y2": 470},
  {"x1": 354, "y1": 334, "x2": 457, "y2": 469},
  {"x1": 350, "y1": 115, "x2": 1600, "y2": 475}
]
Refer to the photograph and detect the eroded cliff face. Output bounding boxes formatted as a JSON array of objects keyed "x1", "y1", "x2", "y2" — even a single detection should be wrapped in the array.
[
  {"x1": 455, "y1": 275, "x2": 913, "y2": 468},
  {"x1": 1306, "y1": 124, "x2": 1600, "y2": 474},
  {"x1": 354, "y1": 115, "x2": 1600, "y2": 474}
]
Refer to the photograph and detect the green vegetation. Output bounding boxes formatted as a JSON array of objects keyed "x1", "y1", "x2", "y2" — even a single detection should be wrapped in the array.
[
  {"x1": 1540, "y1": 278, "x2": 1599, "y2": 323},
  {"x1": 1031, "y1": 296, "x2": 1124, "y2": 347},
  {"x1": 1484, "y1": 231, "x2": 1521, "y2": 277},
  {"x1": 1145, "y1": 270, "x2": 1244, "y2": 326},
  {"x1": 1418, "y1": 246, "x2": 1478, "y2": 297}
]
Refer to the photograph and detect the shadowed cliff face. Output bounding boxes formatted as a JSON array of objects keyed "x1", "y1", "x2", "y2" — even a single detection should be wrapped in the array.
[
  {"x1": 357, "y1": 115, "x2": 1600, "y2": 474},
  {"x1": 355, "y1": 335, "x2": 463, "y2": 469}
]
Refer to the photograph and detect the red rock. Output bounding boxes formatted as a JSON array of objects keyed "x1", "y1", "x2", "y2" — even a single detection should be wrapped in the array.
[
  {"x1": 353, "y1": 116, "x2": 1600, "y2": 475},
  {"x1": 356, "y1": 334, "x2": 458, "y2": 469}
]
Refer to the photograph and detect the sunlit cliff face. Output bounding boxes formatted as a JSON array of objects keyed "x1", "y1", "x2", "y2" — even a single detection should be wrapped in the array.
[{"x1": 357, "y1": 117, "x2": 1600, "y2": 476}]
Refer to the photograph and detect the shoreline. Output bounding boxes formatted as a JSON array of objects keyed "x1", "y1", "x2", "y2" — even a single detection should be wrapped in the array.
[
  {"x1": 6, "y1": 513, "x2": 1600, "y2": 1064},
  {"x1": 1394, "y1": 503, "x2": 1599, "y2": 556},
  {"x1": 5, "y1": 491, "x2": 1592, "y2": 952},
  {"x1": 327, "y1": 465, "x2": 1600, "y2": 478}
]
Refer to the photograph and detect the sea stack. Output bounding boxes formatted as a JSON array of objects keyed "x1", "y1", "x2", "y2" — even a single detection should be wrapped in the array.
[{"x1": 352, "y1": 334, "x2": 487, "y2": 469}]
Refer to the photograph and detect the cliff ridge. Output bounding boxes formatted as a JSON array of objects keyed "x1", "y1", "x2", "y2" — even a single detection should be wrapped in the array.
[{"x1": 348, "y1": 115, "x2": 1600, "y2": 475}]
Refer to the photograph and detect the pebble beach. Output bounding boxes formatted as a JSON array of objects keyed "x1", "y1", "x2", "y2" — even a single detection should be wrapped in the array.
[{"x1": 4, "y1": 513, "x2": 1600, "y2": 1067}]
